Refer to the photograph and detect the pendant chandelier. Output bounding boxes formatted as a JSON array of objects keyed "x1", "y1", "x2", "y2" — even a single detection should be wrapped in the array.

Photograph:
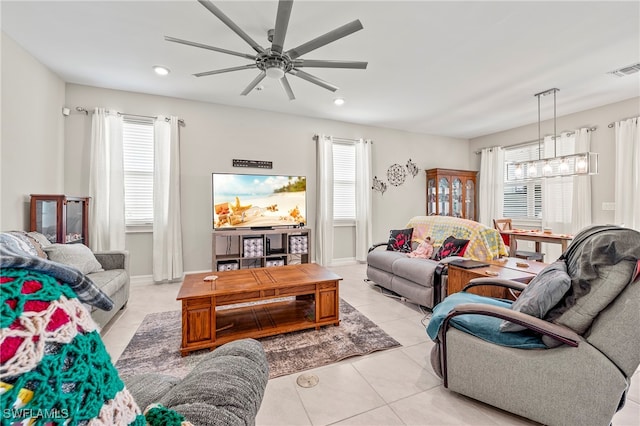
[{"x1": 506, "y1": 88, "x2": 598, "y2": 181}]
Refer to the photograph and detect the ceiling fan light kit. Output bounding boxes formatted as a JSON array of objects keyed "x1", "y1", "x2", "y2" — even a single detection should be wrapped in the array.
[
  {"x1": 506, "y1": 88, "x2": 599, "y2": 181},
  {"x1": 166, "y1": 0, "x2": 368, "y2": 101}
]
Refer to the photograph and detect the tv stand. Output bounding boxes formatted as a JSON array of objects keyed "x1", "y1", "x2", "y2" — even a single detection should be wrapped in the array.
[{"x1": 212, "y1": 227, "x2": 312, "y2": 271}]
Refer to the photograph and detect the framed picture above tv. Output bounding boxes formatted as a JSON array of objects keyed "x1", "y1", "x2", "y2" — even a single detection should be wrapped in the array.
[{"x1": 212, "y1": 173, "x2": 306, "y2": 230}]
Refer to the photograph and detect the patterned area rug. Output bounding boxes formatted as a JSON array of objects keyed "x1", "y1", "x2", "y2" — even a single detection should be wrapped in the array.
[{"x1": 115, "y1": 299, "x2": 401, "y2": 379}]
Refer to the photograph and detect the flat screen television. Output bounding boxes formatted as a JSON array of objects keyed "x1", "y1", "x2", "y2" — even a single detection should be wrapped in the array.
[{"x1": 212, "y1": 173, "x2": 306, "y2": 229}]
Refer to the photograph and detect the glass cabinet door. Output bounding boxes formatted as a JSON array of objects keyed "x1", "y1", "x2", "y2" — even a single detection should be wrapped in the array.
[
  {"x1": 466, "y1": 179, "x2": 475, "y2": 220},
  {"x1": 452, "y1": 178, "x2": 463, "y2": 218},
  {"x1": 427, "y1": 178, "x2": 436, "y2": 215},
  {"x1": 35, "y1": 200, "x2": 58, "y2": 243},
  {"x1": 65, "y1": 200, "x2": 85, "y2": 243},
  {"x1": 438, "y1": 177, "x2": 450, "y2": 216}
]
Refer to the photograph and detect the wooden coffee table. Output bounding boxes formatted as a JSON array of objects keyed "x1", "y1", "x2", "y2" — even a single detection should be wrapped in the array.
[{"x1": 176, "y1": 263, "x2": 342, "y2": 356}]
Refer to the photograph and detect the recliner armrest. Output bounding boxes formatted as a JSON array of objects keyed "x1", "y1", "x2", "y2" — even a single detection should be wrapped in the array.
[
  {"x1": 463, "y1": 277, "x2": 527, "y2": 292},
  {"x1": 445, "y1": 303, "x2": 580, "y2": 347},
  {"x1": 94, "y1": 250, "x2": 130, "y2": 272}
]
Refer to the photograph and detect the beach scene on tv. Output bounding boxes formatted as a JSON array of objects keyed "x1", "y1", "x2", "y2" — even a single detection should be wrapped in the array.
[{"x1": 213, "y1": 174, "x2": 306, "y2": 229}]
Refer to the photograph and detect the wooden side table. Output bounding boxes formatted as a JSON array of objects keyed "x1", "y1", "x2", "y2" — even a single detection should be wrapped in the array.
[{"x1": 447, "y1": 258, "x2": 544, "y2": 299}]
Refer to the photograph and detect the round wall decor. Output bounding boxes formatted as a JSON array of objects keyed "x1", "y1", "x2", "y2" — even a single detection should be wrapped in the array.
[{"x1": 387, "y1": 163, "x2": 407, "y2": 186}]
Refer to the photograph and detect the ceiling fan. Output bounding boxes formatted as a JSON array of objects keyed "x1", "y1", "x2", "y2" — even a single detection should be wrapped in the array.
[{"x1": 165, "y1": 0, "x2": 368, "y2": 100}]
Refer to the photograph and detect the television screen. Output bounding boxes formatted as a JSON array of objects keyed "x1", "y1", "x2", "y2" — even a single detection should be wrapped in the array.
[{"x1": 212, "y1": 173, "x2": 306, "y2": 229}]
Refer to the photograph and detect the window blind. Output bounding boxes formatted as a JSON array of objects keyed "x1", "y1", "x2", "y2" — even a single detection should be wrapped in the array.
[
  {"x1": 122, "y1": 119, "x2": 154, "y2": 226},
  {"x1": 333, "y1": 143, "x2": 356, "y2": 221},
  {"x1": 503, "y1": 143, "x2": 542, "y2": 219}
]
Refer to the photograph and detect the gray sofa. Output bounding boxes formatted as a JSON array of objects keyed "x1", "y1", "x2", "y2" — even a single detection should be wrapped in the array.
[
  {"x1": 0, "y1": 230, "x2": 130, "y2": 329},
  {"x1": 367, "y1": 216, "x2": 508, "y2": 309},
  {"x1": 125, "y1": 338, "x2": 269, "y2": 425},
  {"x1": 85, "y1": 250, "x2": 130, "y2": 329}
]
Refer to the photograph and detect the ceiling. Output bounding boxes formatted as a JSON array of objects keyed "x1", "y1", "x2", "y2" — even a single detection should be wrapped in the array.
[{"x1": 2, "y1": 0, "x2": 639, "y2": 139}]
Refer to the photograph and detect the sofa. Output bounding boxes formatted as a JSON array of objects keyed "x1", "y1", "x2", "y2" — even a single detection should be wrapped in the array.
[
  {"x1": 0, "y1": 230, "x2": 130, "y2": 329},
  {"x1": 0, "y1": 259, "x2": 268, "y2": 425},
  {"x1": 366, "y1": 216, "x2": 508, "y2": 309}
]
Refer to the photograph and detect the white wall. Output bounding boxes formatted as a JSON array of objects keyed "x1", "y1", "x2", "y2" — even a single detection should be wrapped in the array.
[
  {"x1": 469, "y1": 97, "x2": 640, "y2": 227},
  {"x1": 1, "y1": 33, "x2": 66, "y2": 230},
  {"x1": 63, "y1": 84, "x2": 470, "y2": 274}
]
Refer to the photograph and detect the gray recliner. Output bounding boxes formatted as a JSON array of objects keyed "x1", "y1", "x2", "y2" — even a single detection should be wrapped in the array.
[{"x1": 429, "y1": 225, "x2": 640, "y2": 426}]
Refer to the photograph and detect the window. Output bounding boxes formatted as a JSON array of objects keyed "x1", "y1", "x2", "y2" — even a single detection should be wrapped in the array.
[
  {"x1": 503, "y1": 143, "x2": 542, "y2": 220},
  {"x1": 333, "y1": 143, "x2": 356, "y2": 221},
  {"x1": 503, "y1": 134, "x2": 576, "y2": 223},
  {"x1": 122, "y1": 118, "x2": 154, "y2": 227}
]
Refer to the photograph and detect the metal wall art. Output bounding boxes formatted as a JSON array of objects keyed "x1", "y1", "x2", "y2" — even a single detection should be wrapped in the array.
[
  {"x1": 387, "y1": 163, "x2": 407, "y2": 186},
  {"x1": 373, "y1": 158, "x2": 420, "y2": 195},
  {"x1": 372, "y1": 176, "x2": 387, "y2": 195},
  {"x1": 406, "y1": 158, "x2": 419, "y2": 178}
]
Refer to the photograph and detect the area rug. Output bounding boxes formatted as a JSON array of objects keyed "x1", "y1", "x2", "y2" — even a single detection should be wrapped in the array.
[{"x1": 115, "y1": 299, "x2": 400, "y2": 379}]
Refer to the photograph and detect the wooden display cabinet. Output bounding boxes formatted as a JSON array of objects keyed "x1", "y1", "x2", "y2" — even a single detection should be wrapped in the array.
[
  {"x1": 30, "y1": 195, "x2": 90, "y2": 246},
  {"x1": 426, "y1": 168, "x2": 477, "y2": 220}
]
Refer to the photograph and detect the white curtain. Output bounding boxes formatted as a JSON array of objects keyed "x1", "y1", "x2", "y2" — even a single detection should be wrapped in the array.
[
  {"x1": 89, "y1": 108, "x2": 125, "y2": 251},
  {"x1": 542, "y1": 133, "x2": 573, "y2": 235},
  {"x1": 615, "y1": 117, "x2": 640, "y2": 230},
  {"x1": 355, "y1": 139, "x2": 372, "y2": 262},
  {"x1": 153, "y1": 116, "x2": 184, "y2": 282},
  {"x1": 571, "y1": 128, "x2": 592, "y2": 233},
  {"x1": 478, "y1": 146, "x2": 504, "y2": 227},
  {"x1": 315, "y1": 135, "x2": 334, "y2": 266}
]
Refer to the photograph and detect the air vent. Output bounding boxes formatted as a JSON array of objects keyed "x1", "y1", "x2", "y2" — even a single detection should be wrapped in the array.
[{"x1": 608, "y1": 63, "x2": 640, "y2": 77}]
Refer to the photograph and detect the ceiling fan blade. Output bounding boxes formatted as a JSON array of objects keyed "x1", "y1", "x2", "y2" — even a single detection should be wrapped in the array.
[
  {"x1": 290, "y1": 69, "x2": 338, "y2": 92},
  {"x1": 165, "y1": 36, "x2": 256, "y2": 60},
  {"x1": 293, "y1": 59, "x2": 368, "y2": 69},
  {"x1": 198, "y1": 0, "x2": 265, "y2": 54},
  {"x1": 194, "y1": 64, "x2": 257, "y2": 77},
  {"x1": 286, "y1": 19, "x2": 363, "y2": 60},
  {"x1": 271, "y1": 0, "x2": 293, "y2": 54},
  {"x1": 280, "y1": 75, "x2": 296, "y2": 100},
  {"x1": 241, "y1": 72, "x2": 267, "y2": 95}
]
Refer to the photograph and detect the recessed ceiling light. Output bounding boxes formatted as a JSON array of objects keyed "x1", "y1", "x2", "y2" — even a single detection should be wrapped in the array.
[
  {"x1": 334, "y1": 98, "x2": 345, "y2": 106},
  {"x1": 153, "y1": 65, "x2": 170, "y2": 76}
]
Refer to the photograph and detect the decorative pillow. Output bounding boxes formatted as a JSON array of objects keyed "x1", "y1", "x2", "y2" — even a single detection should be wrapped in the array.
[
  {"x1": 500, "y1": 261, "x2": 571, "y2": 332},
  {"x1": 386, "y1": 228, "x2": 413, "y2": 253},
  {"x1": 433, "y1": 235, "x2": 469, "y2": 261},
  {"x1": 44, "y1": 243, "x2": 104, "y2": 275}
]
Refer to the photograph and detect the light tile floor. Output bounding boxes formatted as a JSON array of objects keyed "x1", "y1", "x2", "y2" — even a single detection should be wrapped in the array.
[{"x1": 102, "y1": 263, "x2": 640, "y2": 426}]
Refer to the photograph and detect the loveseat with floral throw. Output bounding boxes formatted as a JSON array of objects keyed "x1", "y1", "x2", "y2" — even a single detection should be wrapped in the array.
[{"x1": 366, "y1": 216, "x2": 508, "y2": 308}]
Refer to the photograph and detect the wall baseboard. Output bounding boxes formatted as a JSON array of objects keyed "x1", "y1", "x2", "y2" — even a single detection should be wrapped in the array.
[
  {"x1": 130, "y1": 269, "x2": 211, "y2": 286},
  {"x1": 330, "y1": 257, "x2": 358, "y2": 267}
]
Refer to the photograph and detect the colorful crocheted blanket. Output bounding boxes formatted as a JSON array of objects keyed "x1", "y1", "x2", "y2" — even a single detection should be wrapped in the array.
[
  {"x1": 0, "y1": 268, "x2": 189, "y2": 425},
  {"x1": 406, "y1": 216, "x2": 508, "y2": 261}
]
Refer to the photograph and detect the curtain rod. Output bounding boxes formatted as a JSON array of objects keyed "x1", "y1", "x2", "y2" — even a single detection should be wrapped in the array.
[
  {"x1": 75, "y1": 107, "x2": 185, "y2": 126},
  {"x1": 312, "y1": 134, "x2": 372, "y2": 144},
  {"x1": 608, "y1": 115, "x2": 640, "y2": 128},
  {"x1": 473, "y1": 127, "x2": 597, "y2": 154}
]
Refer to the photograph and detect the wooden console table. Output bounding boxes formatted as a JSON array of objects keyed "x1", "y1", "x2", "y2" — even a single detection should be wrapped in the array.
[
  {"x1": 447, "y1": 257, "x2": 546, "y2": 299},
  {"x1": 176, "y1": 263, "x2": 342, "y2": 356}
]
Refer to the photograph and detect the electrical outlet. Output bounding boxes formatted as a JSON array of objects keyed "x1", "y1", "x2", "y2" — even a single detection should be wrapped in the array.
[{"x1": 602, "y1": 202, "x2": 616, "y2": 211}]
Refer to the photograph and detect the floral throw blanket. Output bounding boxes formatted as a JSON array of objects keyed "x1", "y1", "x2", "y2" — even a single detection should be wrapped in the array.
[{"x1": 406, "y1": 216, "x2": 508, "y2": 261}]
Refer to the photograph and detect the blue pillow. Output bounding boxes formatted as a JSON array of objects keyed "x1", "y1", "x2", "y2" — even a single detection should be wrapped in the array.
[{"x1": 427, "y1": 292, "x2": 546, "y2": 349}]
